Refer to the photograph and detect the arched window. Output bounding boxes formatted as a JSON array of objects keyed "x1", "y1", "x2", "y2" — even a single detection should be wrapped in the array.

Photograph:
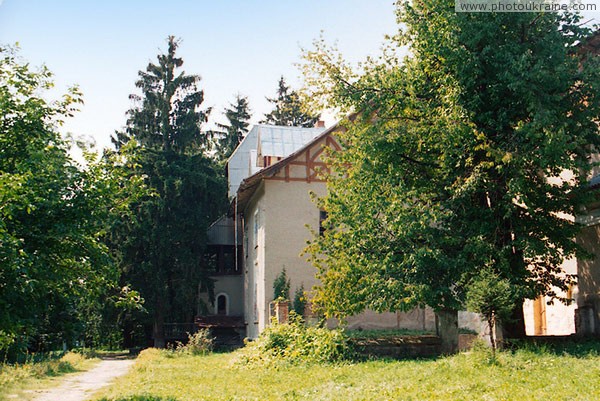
[{"x1": 216, "y1": 293, "x2": 228, "y2": 316}]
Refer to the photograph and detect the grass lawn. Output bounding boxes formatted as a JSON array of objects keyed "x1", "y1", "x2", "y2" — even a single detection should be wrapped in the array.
[{"x1": 94, "y1": 341, "x2": 600, "y2": 401}]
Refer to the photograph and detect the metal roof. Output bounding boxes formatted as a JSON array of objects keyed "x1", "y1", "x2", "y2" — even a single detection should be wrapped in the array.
[
  {"x1": 226, "y1": 124, "x2": 325, "y2": 199},
  {"x1": 231, "y1": 122, "x2": 341, "y2": 215},
  {"x1": 258, "y1": 125, "x2": 325, "y2": 158}
]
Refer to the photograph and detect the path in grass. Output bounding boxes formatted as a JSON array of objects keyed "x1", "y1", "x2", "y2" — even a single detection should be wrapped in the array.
[{"x1": 27, "y1": 356, "x2": 135, "y2": 401}]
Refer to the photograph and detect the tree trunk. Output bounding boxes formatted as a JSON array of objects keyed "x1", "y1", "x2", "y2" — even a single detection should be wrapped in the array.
[
  {"x1": 489, "y1": 314, "x2": 497, "y2": 359},
  {"x1": 502, "y1": 302, "x2": 526, "y2": 339},
  {"x1": 437, "y1": 309, "x2": 459, "y2": 354}
]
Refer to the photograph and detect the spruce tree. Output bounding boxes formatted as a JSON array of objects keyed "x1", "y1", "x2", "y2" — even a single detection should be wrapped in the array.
[
  {"x1": 262, "y1": 76, "x2": 320, "y2": 127},
  {"x1": 215, "y1": 94, "x2": 251, "y2": 161},
  {"x1": 113, "y1": 36, "x2": 226, "y2": 348}
]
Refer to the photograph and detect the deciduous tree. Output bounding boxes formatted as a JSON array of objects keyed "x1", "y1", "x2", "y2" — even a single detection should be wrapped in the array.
[
  {"x1": 304, "y1": 2, "x2": 600, "y2": 345},
  {"x1": 0, "y1": 46, "x2": 142, "y2": 356}
]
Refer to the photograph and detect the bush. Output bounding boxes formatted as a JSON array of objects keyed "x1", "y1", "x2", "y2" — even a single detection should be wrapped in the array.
[
  {"x1": 175, "y1": 330, "x2": 214, "y2": 356},
  {"x1": 235, "y1": 315, "x2": 352, "y2": 366},
  {"x1": 292, "y1": 285, "x2": 307, "y2": 317}
]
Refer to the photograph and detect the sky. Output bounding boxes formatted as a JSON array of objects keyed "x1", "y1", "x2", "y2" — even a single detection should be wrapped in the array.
[{"x1": 0, "y1": 1, "x2": 399, "y2": 151}]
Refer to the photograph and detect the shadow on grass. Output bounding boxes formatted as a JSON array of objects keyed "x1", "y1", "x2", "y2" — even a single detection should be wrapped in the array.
[
  {"x1": 505, "y1": 337, "x2": 600, "y2": 358},
  {"x1": 96, "y1": 396, "x2": 178, "y2": 401},
  {"x1": 42, "y1": 361, "x2": 80, "y2": 376}
]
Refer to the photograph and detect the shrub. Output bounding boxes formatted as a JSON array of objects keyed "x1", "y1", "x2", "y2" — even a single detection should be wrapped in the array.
[
  {"x1": 273, "y1": 268, "x2": 291, "y2": 301},
  {"x1": 235, "y1": 315, "x2": 352, "y2": 366},
  {"x1": 292, "y1": 285, "x2": 307, "y2": 317},
  {"x1": 176, "y1": 330, "x2": 214, "y2": 356},
  {"x1": 466, "y1": 268, "x2": 515, "y2": 358}
]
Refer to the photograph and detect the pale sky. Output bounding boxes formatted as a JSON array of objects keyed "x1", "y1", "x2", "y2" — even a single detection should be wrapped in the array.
[{"x1": 0, "y1": 1, "x2": 399, "y2": 150}]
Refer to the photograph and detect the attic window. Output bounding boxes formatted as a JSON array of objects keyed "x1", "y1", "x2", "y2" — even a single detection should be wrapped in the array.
[{"x1": 261, "y1": 156, "x2": 282, "y2": 168}]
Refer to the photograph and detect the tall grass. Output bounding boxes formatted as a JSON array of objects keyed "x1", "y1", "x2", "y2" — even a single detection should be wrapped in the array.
[{"x1": 0, "y1": 351, "x2": 94, "y2": 400}]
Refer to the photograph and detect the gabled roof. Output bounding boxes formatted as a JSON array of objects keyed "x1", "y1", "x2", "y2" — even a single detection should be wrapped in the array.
[
  {"x1": 226, "y1": 124, "x2": 325, "y2": 199},
  {"x1": 232, "y1": 122, "x2": 341, "y2": 214}
]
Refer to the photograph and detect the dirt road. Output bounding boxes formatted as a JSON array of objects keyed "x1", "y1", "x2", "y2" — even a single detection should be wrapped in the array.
[{"x1": 28, "y1": 357, "x2": 135, "y2": 401}]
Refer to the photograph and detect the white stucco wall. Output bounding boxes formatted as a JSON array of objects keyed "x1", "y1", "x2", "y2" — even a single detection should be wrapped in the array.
[
  {"x1": 212, "y1": 275, "x2": 244, "y2": 316},
  {"x1": 262, "y1": 179, "x2": 325, "y2": 311},
  {"x1": 522, "y1": 257, "x2": 577, "y2": 336},
  {"x1": 243, "y1": 183, "x2": 266, "y2": 339}
]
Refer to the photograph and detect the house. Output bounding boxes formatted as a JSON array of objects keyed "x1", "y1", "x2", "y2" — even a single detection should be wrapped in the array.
[
  {"x1": 198, "y1": 124, "x2": 327, "y2": 341},
  {"x1": 229, "y1": 123, "x2": 442, "y2": 339}
]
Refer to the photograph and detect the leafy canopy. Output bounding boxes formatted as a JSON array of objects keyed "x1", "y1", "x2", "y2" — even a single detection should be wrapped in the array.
[
  {"x1": 303, "y1": 3, "x2": 600, "y2": 323},
  {"x1": 0, "y1": 45, "x2": 143, "y2": 355}
]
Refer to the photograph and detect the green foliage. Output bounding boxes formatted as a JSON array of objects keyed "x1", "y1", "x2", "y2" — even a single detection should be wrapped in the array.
[
  {"x1": 0, "y1": 45, "x2": 143, "y2": 356},
  {"x1": 111, "y1": 36, "x2": 227, "y2": 348},
  {"x1": 466, "y1": 268, "x2": 515, "y2": 353},
  {"x1": 235, "y1": 316, "x2": 352, "y2": 366},
  {"x1": 273, "y1": 268, "x2": 291, "y2": 301},
  {"x1": 303, "y1": 1, "x2": 600, "y2": 333},
  {"x1": 175, "y1": 329, "x2": 214, "y2": 356},
  {"x1": 292, "y1": 285, "x2": 307, "y2": 317},
  {"x1": 261, "y1": 76, "x2": 320, "y2": 127},
  {"x1": 468, "y1": 275, "x2": 513, "y2": 317},
  {"x1": 214, "y1": 94, "x2": 251, "y2": 161},
  {"x1": 116, "y1": 36, "x2": 211, "y2": 153}
]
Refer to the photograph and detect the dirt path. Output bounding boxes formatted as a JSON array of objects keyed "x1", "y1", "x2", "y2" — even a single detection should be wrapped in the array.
[{"x1": 27, "y1": 357, "x2": 135, "y2": 401}]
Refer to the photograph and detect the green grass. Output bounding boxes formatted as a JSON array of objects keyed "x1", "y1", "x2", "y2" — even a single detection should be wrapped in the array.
[
  {"x1": 94, "y1": 341, "x2": 600, "y2": 401},
  {"x1": 0, "y1": 351, "x2": 97, "y2": 401}
]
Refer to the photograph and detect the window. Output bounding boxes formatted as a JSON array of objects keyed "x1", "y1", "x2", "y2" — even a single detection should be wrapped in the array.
[
  {"x1": 216, "y1": 294, "x2": 228, "y2": 315},
  {"x1": 204, "y1": 245, "x2": 240, "y2": 275}
]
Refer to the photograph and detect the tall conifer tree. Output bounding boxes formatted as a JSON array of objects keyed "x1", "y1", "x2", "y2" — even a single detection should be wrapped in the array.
[
  {"x1": 114, "y1": 36, "x2": 226, "y2": 348},
  {"x1": 262, "y1": 76, "x2": 320, "y2": 127},
  {"x1": 214, "y1": 94, "x2": 251, "y2": 161}
]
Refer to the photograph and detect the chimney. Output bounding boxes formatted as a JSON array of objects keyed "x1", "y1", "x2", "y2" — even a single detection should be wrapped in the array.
[{"x1": 315, "y1": 120, "x2": 325, "y2": 128}]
